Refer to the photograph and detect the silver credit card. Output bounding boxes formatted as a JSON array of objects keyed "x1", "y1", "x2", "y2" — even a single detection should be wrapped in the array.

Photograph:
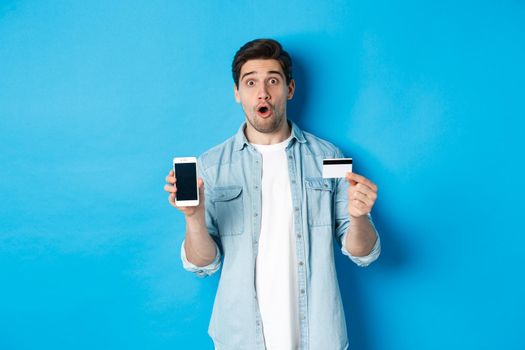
[{"x1": 322, "y1": 158, "x2": 353, "y2": 178}]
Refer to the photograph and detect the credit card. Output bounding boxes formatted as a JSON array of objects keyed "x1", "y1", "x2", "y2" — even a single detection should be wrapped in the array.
[{"x1": 322, "y1": 158, "x2": 353, "y2": 178}]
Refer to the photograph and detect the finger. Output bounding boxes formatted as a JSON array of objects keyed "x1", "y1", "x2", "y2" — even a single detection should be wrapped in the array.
[
  {"x1": 354, "y1": 183, "x2": 378, "y2": 201},
  {"x1": 345, "y1": 172, "x2": 378, "y2": 191},
  {"x1": 164, "y1": 184, "x2": 177, "y2": 193},
  {"x1": 351, "y1": 198, "x2": 371, "y2": 213},
  {"x1": 351, "y1": 191, "x2": 374, "y2": 207},
  {"x1": 168, "y1": 193, "x2": 177, "y2": 207},
  {"x1": 346, "y1": 172, "x2": 376, "y2": 190},
  {"x1": 166, "y1": 174, "x2": 175, "y2": 184},
  {"x1": 349, "y1": 182, "x2": 376, "y2": 198},
  {"x1": 348, "y1": 183, "x2": 373, "y2": 203},
  {"x1": 351, "y1": 175, "x2": 378, "y2": 193},
  {"x1": 197, "y1": 178, "x2": 205, "y2": 199}
]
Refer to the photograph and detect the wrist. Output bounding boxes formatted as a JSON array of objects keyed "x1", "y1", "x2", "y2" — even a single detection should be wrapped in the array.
[
  {"x1": 185, "y1": 208, "x2": 204, "y2": 220},
  {"x1": 349, "y1": 213, "x2": 372, "y2": 230},
  {"x1": 185, "y1": 211, "x2": 205, "y2": 229},
  {"x1": 349, "y1": 213, "x2": 369, "y2": 221}
]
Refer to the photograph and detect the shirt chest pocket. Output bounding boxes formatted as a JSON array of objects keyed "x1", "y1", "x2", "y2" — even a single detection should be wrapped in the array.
[
  {"x1": 211, "y1": 185, "x2": 244, "y2": 236},
  {"x1": 305, "y1": 178, "x2": 334, "y2": 227}
]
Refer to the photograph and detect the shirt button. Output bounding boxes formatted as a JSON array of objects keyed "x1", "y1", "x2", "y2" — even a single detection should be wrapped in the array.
[
  {"x1": 256, "y1": 321, "x2": 260, "y2": 326},
  {"x1": 254, "y1": 185, "x2": 258, "y2": 190},
  {"x1": 294, "y1": 207, "x2": 299, "y2": 211},
  {"x1": 299, "y1": 261, "x2": 304, "y2": 267},
  {"x1": 300, "y1": 289, "x2": 305, "y2": 294},
  {"x1": 254, "y1": 213, "x2": 258, "y2": 217},
  {"x1": 297, "y1": 234, "x2": 302, "y2": 239},
  {"x1": 291, "y1": 180, "x2": 296, "y2": 184},
  {"x1": 288, "y1": 155, "x2": 293, "y2": 160}
]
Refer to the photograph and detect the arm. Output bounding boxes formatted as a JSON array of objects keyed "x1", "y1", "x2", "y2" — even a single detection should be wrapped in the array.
[
  {"x1": 344, "y1": 172, "x2": 379, "y2": 256},
  {"x1": 183, "y1": 202, "x2": 217, "y2": 267},
  {"x1": 345, "y1": 213, "x2": 378, "y2": 257},
  {"x1": 164, "y1": 170, "x2": 221, "y2": 275},
  {"x1": 334, "y1": 166, "x2": 381, "y2": 266}
]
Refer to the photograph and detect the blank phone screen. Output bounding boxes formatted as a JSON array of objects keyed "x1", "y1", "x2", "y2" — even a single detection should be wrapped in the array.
[{"x1": 174, "y1": 163, "x2": 197, "y2": 200}]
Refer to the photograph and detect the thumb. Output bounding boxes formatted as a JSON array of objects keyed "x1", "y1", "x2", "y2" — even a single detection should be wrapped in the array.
[
  {"x1": 197, "y1": 178, "x2": 205, "y2": 195},
  {"x1": 345, "y1": 172, "x2": 357, "y2": 186}
]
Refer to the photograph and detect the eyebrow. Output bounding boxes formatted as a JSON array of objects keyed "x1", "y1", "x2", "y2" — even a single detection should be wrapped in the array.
[{"x1": 240, "y1": 70, "x2": 284, "y2": 81}]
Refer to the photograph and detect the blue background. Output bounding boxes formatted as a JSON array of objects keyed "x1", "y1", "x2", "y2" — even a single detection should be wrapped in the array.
[{"x1": 1, "y1": 1, "x2": 524, "y2": 349}]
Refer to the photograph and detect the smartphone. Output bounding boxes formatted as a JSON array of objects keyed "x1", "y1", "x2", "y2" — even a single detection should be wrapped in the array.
[{"x1": 172, "y1": 157, "x2": 199, "y2": 207}]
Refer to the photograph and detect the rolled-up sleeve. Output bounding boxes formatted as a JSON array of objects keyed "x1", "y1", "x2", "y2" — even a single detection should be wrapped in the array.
[
  {"x1": 341, "y1": 213, "x2": 381, "y2": 267},
  {"x1": 180, "y1": 239, "x2": 222, "y2": 277}
]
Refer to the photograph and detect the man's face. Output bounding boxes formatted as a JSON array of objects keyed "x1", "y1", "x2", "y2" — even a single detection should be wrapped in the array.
[{"x1": 234, "y1": 59, "x2": 295, "y2": 135}]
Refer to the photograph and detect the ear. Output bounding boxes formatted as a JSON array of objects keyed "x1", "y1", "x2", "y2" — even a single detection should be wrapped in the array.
[
  {"x1": 287, "y1": 79, "x2": 296, "y2": 100},
  {"x1": 234, "y1": 84, "x2": 241, "y2": 103}
]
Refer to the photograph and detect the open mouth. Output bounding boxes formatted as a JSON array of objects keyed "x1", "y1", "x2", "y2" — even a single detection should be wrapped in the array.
[{"x1": 257, "y1": 105, "x2": 272, "y2": 118}]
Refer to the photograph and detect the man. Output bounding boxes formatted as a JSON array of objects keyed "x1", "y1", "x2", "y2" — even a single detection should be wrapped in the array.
[{"x1": 164, "y1": 39, "x2": 380, "y2": 350}]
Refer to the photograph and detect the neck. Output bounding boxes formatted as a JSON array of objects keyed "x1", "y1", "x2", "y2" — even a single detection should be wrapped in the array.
[{"x1": 245, "y1": 119, "x2": 291, "y2": 145}]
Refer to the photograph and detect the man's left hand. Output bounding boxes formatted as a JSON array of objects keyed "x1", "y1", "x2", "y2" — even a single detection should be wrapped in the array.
[{"x1": 345, "y1": 172, "x2": 378, "y2": 218}]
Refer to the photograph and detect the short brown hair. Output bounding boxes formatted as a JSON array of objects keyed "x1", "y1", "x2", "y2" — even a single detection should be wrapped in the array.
[{"x1": 232, "y1": 39, "x2": 293, "y2": 88}]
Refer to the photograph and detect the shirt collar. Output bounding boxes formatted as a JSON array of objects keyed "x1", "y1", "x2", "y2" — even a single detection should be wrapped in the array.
[{"x1": 233, "y1": 119, "x2": 307, "y2": 151}]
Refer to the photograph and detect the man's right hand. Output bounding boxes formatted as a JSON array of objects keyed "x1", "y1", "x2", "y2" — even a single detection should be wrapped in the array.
[{"x1": 164, "y1": 169, "x2": 205, "y2": 218}]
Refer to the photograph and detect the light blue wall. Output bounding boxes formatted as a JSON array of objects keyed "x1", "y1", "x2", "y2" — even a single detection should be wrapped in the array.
[{"x1": 1, "y1": 1, "x2": 524, "y2": 349}]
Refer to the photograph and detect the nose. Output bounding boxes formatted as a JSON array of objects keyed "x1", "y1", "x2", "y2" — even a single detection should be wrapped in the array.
[{"x1": 257, "y1": 86, "x2": 270, "y2": 100}]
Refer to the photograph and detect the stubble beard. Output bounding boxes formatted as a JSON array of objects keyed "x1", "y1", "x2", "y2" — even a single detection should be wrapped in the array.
[{"x1": 246, "y1": 106, "x2": 286, "y2": 134}]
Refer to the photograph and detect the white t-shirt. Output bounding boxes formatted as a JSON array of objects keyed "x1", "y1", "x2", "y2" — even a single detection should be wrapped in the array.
[{"x1": 252, "y1": 135, "x2": 299, "y2": 349}]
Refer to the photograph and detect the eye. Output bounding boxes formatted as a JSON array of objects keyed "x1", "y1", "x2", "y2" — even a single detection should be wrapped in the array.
[
  {"x1": 246, "y1": 80, "x2": 255, "y2": 87},
  {"x1": 269, "y1": 78, "x2": 279, "y2": 85}
]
